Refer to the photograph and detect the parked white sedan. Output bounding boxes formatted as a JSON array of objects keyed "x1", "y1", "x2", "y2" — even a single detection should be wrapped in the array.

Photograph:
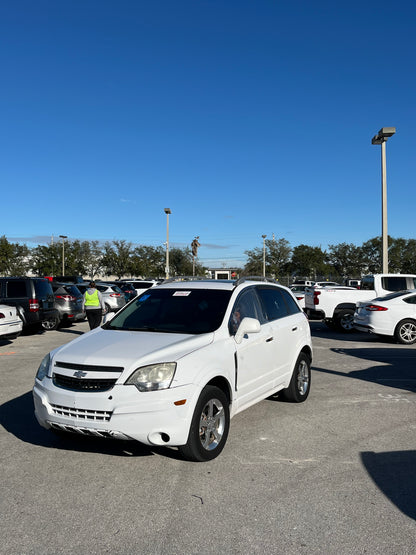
[
  {"x1": 354, "y1": 290, "x2": 416, "y2": 344},
  {"x1": 33, "y1": 278, "x2": 312, "y2": 461},
  {"x1": 0, "y1": 304, "x2": 23, "y2": 340}
]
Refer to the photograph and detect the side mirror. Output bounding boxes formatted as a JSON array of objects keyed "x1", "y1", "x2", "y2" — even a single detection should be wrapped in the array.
[{"x1": 234, "y1": 317, "x2": 261, "y2": 344}]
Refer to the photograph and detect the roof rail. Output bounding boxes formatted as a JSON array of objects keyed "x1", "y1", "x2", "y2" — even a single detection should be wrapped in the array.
[
  {"x1": 160, "y1": 275, "x2": 212, "y2": 284},
  {"x1": 233, "y1": 276, "x2": 278, "y2": 287}
]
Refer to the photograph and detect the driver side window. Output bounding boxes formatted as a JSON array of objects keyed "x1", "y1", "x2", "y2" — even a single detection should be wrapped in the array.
[{"x1": 229, "y1": 289, "x2": 260, "y2": 335}]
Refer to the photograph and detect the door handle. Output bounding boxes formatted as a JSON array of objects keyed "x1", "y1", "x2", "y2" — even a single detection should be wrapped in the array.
[
  {"x1": 292, "y1": 327, "x2": 298, "y2": 332},
  {"x1": 266, "y1": 337, "x2": 274, "y2": 342}
]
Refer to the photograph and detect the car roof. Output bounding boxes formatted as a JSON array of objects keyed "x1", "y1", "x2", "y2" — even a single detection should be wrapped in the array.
[{"x1": 157, "y1": 277, "x2": 284, "y2": 291}]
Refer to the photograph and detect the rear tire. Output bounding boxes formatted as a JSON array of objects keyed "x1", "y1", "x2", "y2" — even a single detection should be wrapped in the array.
[
  {"x1": 41, "y1": 315, "x2": 60, "y2": 331},
  {"x1": 282, "y1": 352, "x2": 311, "y2": 403},
  {"x1": 394, "y1": 319, "x2": 416, "y2": 344},
  {"x1": 178, "y1": 386, "x2": 230, "y2": 462},
  {"x1": 334, "y1": 309, "x2": 355, "y2": 332}
]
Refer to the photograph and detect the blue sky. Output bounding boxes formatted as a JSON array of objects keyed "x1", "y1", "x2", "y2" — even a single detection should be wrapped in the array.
[{"x1": 1, "y1": 1, "x2": 415, "y2": 268}]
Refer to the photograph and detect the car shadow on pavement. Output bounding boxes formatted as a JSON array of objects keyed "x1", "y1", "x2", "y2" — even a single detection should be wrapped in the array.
[
  {"x1": 313, "y1": 346, "x2": 416, "y2": 394},
  {"x1": 309, "y1": 322, "x2": 379, "y2": 343},
  {"x1": 0, "y1": 390, "x2": 182, "y2": 460},
  {"x1": 361, "y1": 451, "x2": 416, "y2": 521},
  {"x1": 0, "y1": 338, "x2": 14, "y2": 347}
]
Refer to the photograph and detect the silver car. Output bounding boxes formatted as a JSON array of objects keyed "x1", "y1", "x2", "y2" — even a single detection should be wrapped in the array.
[{"x1": 77, "y1": 283, "x2": 126, "y2": 314}]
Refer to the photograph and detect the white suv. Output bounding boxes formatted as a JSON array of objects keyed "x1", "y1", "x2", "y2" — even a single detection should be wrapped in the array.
[{"x1": 33, "y1": 278, "x2": 312, "y2": 461}]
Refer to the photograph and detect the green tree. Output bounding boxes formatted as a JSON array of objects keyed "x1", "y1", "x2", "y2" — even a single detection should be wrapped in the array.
[
  {"x1": 169, "y1": 247, "x2": 207, "y2": 276},
  {"x1": 401, "y1": 239, "x2": 416, "y2": 273},
  {"x1": 361, "y1": 237, "x2": 382, "y2": 274},
  {"x1": 131, "y1": 245, "x2": 165, "y2": 277},
  {"x1": 243, "y1": 238, "x2": 291, "y2": 277},
  {"x1": 0, "y1": 236, "x2": 30, "y2": 275},
  {"x1": 82, "y1": 241, "x2": 105, "y2": 279},
  {"x1": 30, "y1": 243, "x2": 61, "y2": 276},
  {"x1": 327, "y1": 242, "x2": 363, "y2": 277},
  {"x1": 243, "y1": 246, "x2": 263, "y2": 275},
  {"x1": 102, "y1": 240, "x2": 133, "y2": 279},
  {"x1": 290, "y1": 244, "x2": 328, "y2": 278}
]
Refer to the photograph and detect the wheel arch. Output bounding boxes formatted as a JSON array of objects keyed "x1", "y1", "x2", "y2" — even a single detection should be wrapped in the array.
[
  {"x1": 205, "y1": 376, "x2": 233, "y2": 405},
  {"x1": 300, "y1": 345, "x2": 312, "y2": 364},
  {"x1": 333, "y1": 303, "x2": 356, "y2": 316},
  {"x1": 394, "y1": 317, "x2": 416, "y2": 336}
]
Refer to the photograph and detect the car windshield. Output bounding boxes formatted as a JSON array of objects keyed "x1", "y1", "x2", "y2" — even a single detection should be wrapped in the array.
[{"x1": 105, "y1": 288, "x2": 232, "y2": 334}]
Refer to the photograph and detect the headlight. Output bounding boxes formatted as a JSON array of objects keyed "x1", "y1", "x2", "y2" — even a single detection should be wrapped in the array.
[
  {"x1": 36, "y1": 353, "x2": 51, "y2": 381},
  {"x1": 125, "y1": 362, "x2": 177, "y2": 392}
]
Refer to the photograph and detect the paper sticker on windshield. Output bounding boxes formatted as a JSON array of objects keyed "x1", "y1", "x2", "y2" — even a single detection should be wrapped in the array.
[
  {"x1": 140, "y1": 294, "x2": 151, "y2": 301},
  {"x1": 173, "y1": 291, "x2": 191, "y2": 296}
]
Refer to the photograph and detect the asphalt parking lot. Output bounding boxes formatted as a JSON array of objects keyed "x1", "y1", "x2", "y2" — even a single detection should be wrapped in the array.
[{"x1": 1, "y1": 321, "x2": 415, "y2": 554}]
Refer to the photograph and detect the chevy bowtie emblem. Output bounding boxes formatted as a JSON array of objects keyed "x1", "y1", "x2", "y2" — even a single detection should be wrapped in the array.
[{"x1": 74, "y1": 370, "x2": 87, "y2": 378}]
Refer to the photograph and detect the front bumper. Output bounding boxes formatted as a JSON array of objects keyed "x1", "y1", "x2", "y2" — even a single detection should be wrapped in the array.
[{"x1": 33, "y1": 379, "x2": 199, "y2": 447}]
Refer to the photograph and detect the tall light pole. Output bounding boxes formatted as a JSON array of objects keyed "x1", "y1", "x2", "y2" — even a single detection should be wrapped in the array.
[
  {"x1": 164, "y1": 208, "x2": 171, "y2": 279},
  {"x1": 59, "y1": 235, "x2": 68, "y2": 276},
  {"x1": 262, "y1": 235, "x2": 267, "y2": 277},
  {"x1": 371, "y1": 127, "x2": 396, "y2": 273}
]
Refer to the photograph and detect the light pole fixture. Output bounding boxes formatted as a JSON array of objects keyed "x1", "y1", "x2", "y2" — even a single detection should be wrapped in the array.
[
  {"x1": 262, "y1": 235, "x2": 267, "y2": 277},
  {"x1": 59, "y1": 235, "x2": 68, "y2": 276},
  {"x1": 371, "y1": 127, "x2": 396, "y2": 273},
  {"x1": 164, "y1": 208, "x2": 171, "y2": 279}
]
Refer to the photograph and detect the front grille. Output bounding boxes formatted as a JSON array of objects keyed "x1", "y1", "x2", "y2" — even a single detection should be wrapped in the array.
[
  {"x1": 51, "y1": 404, "x2": 112, "y2": 421},
  {"x1": 53, "y1": 373, "x2": 117, "y2": 392},
  {"x1": 54, "y1": 361, "x2": 124, "y2": 373}
]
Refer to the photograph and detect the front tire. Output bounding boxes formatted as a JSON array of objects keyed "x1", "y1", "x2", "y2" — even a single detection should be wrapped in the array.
[
  {"x1": 282, "y1": 352, "x2": 311, "y2": 403},
  {"x1": 179, "y1": 386, "x2": 230, "y2": 462},
  {"x1": 394, "y1": 319, "x2": 416, "y2": 344}
]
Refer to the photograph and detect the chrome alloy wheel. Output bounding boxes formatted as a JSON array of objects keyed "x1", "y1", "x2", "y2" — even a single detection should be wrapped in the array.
[
  {"x1": 398, "y1": 321, "x2": 416, "y2": 344},
  {"x1": 297, "y1": 358, "x2": 310, "y2": 395},
  {"x1": 340, "y1": 313, "x2": 354, "y2": 331},
  {"x1": 199, "y1": 398, "x2": 226, "y2": 451}
]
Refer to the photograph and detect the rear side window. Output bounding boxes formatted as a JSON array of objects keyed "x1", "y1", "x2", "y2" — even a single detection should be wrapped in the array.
[
  {"x1": 6, "y1": 280, "x2": 26, "y2": 297},
  {"x1": 361, "y1": 276, "x2": 375, "y2": 290},
  {"x1": 280, "y1": 289, "x2": 302, "y2": 315},
  {"x1": 404, "y1": 295, "x2": 416, "y2": 305},
  {"x1": 256, "y1": 287, "x2": 288, "y2": 321},
  {"x1": 382, "y1": 277, "x2": 407, "y2": 291}
]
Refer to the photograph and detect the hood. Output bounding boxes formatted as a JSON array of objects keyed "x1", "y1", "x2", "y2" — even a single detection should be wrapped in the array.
[{"x1": 52, "y1": 328, "x2": 214, "y2": 373}]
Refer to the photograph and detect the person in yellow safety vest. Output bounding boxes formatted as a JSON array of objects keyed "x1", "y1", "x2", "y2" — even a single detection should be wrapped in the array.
[{"x1": 82, "y1": 281, "x2": 105, "y2": 330}]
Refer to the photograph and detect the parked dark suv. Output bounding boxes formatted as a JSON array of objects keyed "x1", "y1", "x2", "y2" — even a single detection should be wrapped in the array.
[{"x1": 0, "y1": 277, "x2": 58, "y2": 333}]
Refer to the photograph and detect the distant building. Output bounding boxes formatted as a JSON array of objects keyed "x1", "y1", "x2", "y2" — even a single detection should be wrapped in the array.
[{"x1": 208, "y1": 268, "x2": 239, "y2": 280}]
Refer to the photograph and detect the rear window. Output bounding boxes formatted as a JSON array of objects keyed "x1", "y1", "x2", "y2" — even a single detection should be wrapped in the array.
[
  {"x1": 65, "y1": 285, "x2": 82, "y2": 296},
  {"x1": 373, "y1": 291, "x2": 410, "y2": 302},
  {"x1": 110, "y1": 286, "x2": 124, "y2": 294},
  {"x1": 133, "y1": 282, "x2": 155, "y2": 289}
]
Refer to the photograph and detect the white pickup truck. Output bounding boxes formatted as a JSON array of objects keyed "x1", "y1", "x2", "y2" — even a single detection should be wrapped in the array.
[{"x1": 304, "y1": 274, "x2": 416, "y2": 331}]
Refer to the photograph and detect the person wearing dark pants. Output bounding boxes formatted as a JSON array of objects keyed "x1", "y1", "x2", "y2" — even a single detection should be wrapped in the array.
[{"x1": 82, "y1": 281, "x2": 105, "y2": 330}]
